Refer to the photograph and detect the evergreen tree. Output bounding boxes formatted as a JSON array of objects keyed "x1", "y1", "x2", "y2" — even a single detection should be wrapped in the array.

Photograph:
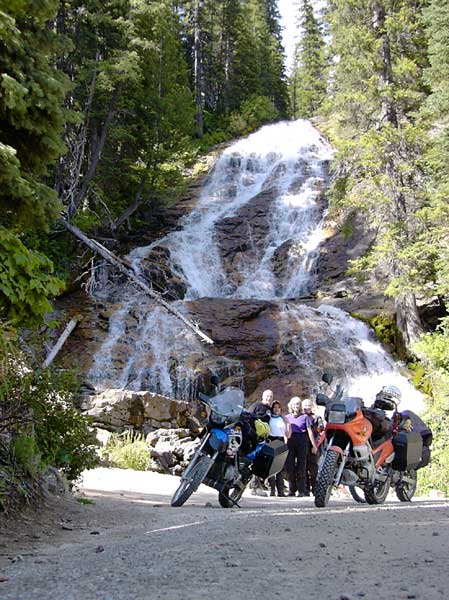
[
  {"x1": 290, "y1": 0, "x2": 326, "y2": 119},
  {"x1": 421, "y1": 0, "x2": 449, "y2": 303},
  {"x1": 0, "y1": 1, "x2": 67, "y2": 326},
  {"x1": 54, "y1": 0, "x2": 194, "y2": 226},
  {"x1": 324, "y1": 0, "x2": 429, "y2": 348},
  {"x1": 0, "y1": 0, "x2": 68, "y2": 232}
]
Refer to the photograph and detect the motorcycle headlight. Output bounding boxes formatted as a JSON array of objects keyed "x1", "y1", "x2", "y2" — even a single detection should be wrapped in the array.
[
  {"x1": 328, "y1": 410, "x2": 345, "y2": 424},
  {"x1": 210, "y1": 410, "x2": 226, "y2": 425}
]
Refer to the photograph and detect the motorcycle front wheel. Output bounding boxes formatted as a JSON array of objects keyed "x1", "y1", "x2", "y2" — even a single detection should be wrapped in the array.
[
  {"x1": 314, "y1": 449, "x2": 340, "y2": 507},
  {"x1": 364, "y1": 475, "x2": 391, "y2": 504},
  {"x1": 396, "y1": 470, "x2": 417, "y2": 502},
  {"x1": 171, "y1": 455, "x2": 212, "y2": 507}
]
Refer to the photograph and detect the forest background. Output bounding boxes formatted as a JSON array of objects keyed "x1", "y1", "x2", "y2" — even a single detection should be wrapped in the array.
[{"x1": 0, "y1": 0, "x2": 448, "y2": 509}]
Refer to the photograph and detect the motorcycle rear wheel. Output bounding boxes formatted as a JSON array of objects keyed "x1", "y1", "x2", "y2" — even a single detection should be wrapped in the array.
[
  {"x1": 364, "y1": 475, "x2": 391, "y2": 504},
  {"x1": 218, "y1": 484, "x2": 246, "y2": 508},
  {"x1": 171, "y1": 455, "x2": 212, "y2": 507},
  {"x1": 349, "y1": 486, "x2": 366, "y2": 504},
  {"x1": 396, "y1": 470, "x2": 417, "y2": 502},
  {"x1": 314, "y1": 449, "x2": 340, "y2": 507}
]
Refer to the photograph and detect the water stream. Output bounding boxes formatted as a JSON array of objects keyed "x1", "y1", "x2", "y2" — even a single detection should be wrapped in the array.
[{"x1": 88, "y1": 120, "x2": 423, "y2": 412}]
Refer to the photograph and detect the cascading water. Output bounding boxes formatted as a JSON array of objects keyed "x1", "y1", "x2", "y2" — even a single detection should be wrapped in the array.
[
  {"x1": 167, "y1": 119, "x2": 331, "y2": 299},
  {"x1": 89, "y1": 119, "x2": 423, "y2": 412}
]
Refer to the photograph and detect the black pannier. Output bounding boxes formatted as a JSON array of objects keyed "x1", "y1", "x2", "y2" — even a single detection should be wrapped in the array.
[
  {"x1": 252, "y1": 439, "x2": 288, "y2": 479},
  {"x1": 418, "y1": 445, "x2": 431, "y2": 469},
  {"x1": 401, "y1": 410, "x2": 433, "y2": 447},
  {"x1": 392, "y1": 431, "x2": 423, "y2": 471}
]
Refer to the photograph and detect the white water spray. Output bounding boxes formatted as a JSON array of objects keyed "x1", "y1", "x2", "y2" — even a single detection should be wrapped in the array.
[{"x1": 89, "y1": 120, "x2": 424, "y2": 411}]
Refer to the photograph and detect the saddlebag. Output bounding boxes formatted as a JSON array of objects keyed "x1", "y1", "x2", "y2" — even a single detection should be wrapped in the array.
[
  {"x1": 392, "y1": 431, "x2": 423, "y2": 471},
  {"x1": 400, "y1": 410, "x2": 433, "y2": 447},
  {"x1": 252, "y1": 439, "x2": 288, "y2": 479},
  {"x1": 418, "y1": 445, "x2": 431, "y2": 470}
]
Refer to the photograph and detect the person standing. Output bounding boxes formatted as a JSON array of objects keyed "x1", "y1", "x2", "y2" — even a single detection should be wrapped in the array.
[
  {"x1": 302, "y1": 398, "x2": 323, "y2": 496},
  {"x1": 285, "y1": 397, "x2": 317, "y2": 497},
  {"x1": 267, "y1": 401, "x2": 290, "y2": 497},
  {"x1": 248, "y1": 389, "x2": 273, "y2": 496}
]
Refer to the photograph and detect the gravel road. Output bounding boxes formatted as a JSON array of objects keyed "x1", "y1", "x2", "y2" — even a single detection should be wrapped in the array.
[{"x1": 1, "y1": 468, "x2": 448, "y2": 600}]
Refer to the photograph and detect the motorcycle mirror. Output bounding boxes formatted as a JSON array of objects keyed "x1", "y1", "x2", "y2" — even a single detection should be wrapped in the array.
[
  {"x1": 322, "y1": 372, "x2": 333, "y2": 385},
  {"x1": 316, "y1": 393, "x2": 329, "y2": 406}
]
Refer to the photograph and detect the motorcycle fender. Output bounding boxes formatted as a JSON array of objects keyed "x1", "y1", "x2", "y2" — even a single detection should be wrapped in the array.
[{"x1": 328, "y1": 445, "x2": 345, "y2": 456}]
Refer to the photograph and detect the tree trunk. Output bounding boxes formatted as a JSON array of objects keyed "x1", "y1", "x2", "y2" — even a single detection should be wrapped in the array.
[
  {"x1": 42, "y1": 317, "x2": 82, "y2": 368},
  {"x1": 395, "y1": 292, "x2": 425, "y2": 351},
  {"x1": 194, "y1": 0, "x2": 204, "y2": 138},
  {"x1": 67, "y1": 85, "x2": 120, "y2": 220}
]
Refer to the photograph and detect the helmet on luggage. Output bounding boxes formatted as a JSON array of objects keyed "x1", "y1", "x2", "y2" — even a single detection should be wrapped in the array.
[{"x1": 373, "y1": 385, "x2": 401, "y2": 411}]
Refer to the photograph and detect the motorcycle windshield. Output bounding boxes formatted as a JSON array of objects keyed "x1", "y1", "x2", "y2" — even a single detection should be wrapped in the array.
[
  {"x1": 343, "y1": 396, "x2": 363, "y2": 414},
  {"x1": 204, "y1": 387, "x2": 245, "y2": 421}
]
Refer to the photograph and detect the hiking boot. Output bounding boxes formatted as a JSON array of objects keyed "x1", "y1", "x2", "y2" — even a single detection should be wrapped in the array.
[
  {"x1": 287, "y1": 491, "x2": 296, "y2": 497},
  {"x1": 270, "y1": 490, "x2": 276, "y2": 497},
  {"x1": 277, "y1": 491, "x2": 285, "y2": 497}
]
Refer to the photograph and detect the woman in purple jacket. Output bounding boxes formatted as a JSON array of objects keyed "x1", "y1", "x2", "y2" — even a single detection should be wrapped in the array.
[{"x1": 285, "y1": 397, "x2": 317, "y2": 497}]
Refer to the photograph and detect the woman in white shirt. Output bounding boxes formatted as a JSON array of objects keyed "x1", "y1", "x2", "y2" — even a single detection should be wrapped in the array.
[{"x1": 267, "y1": 401, "x2": 291, "y2": 497}]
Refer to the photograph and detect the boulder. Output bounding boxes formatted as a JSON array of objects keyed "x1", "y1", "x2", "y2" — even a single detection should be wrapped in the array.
[{"x1": 85, "y1": 390, "x2": 190, "y2": 432}]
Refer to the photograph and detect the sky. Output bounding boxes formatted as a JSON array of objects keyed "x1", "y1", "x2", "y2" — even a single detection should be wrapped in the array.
[{"x1": 278, "y1": 0, "x2": 299, "y2": 73}]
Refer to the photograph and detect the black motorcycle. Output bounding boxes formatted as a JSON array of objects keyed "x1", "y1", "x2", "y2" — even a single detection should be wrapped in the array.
[{"x1": 171, "y1": 386, "x2": 288, "y2": 508}]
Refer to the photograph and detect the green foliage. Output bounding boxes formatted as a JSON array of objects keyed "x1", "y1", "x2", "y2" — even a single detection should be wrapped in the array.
[
  {"x1": 11, "y1": 434, "x2": 41, "y2": 477},
  {"x1": 369, "y1": 313, "x2": 399, "y2": 353},
  {"x1": 413, "y1": 318, "x2": 449, "y2": 494},
  {"x1": 290, "y1": 0, "x2": 327, "y2": 118},
  {"x1": 0, "y1": 1, "x2": 68, "y2": 232},
  {"x1": 102, "y1": 430, "x2": 151, "y2": 471},
  {"x1": 228, "y1": 95, "x2": 279, "y2": 137},
  {"x1": 0, "y1": 227, "x2": 64, "y2": 327},
  {"x1": 1, "y1": 346, "x2": 99, "y2": 483},
  {"x1": 77, "y1": 497, "x2": 95, "y2": 505}
]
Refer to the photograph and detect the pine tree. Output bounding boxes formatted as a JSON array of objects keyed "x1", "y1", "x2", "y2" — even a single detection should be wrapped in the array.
[
  {"x1": 0, "y1": 0, "x2": 68, "y2": 232},
  {"x1": 325, "y1": 0, "x2": 429, "y2": 348},
  {"x1": 290, "y1": 0, "x2": 326, "y2": 119},
  {"x1": 0, "y1": 1, "x2": 67, "y2": 325}
]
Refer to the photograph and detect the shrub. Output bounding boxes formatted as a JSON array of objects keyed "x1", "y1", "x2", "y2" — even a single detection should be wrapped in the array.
[
  {"x1": 414, "y1": 318, "x2": 449, "y2": 496},
  {"x1": 102, "y1": 430, "x2": 151, "y2": 471},
  {"x1": 228, "y1": 95, "x2": 279, "y2": 137},
  {"x1": 0, "y1": 340, "x2": 98, "y2": 486}
]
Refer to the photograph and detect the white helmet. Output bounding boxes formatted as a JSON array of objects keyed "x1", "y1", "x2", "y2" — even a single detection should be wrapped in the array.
[{"x1": 374, "y1": 385, "x2": 401, "y2": 410}]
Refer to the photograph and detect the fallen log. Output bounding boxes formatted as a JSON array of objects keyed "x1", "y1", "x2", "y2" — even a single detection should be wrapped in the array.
[
  {"x1": 42, "y1": 316, "x2": 82, "y2": 368},
  {"x1": 61, "y1": 219, "x2": 214, "y2": 345}
]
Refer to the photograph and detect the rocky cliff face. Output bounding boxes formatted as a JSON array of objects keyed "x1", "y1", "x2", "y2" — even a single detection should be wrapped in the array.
[{"x1": 56, "y1": 120, "x2": 412, "y2": 430}]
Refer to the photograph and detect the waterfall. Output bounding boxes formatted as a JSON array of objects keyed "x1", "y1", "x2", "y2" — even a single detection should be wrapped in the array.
[
  {"x1": 166, "y1": 119, "x2": 332, "y2": 299},
  {"x1": 88, "y1": 119, "x2": 424, "y2": 412}
]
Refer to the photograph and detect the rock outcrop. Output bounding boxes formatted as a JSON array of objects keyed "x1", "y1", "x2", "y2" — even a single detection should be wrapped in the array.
[{"x1": 80, "y1": 390, "x2": 191, "y2": 433}]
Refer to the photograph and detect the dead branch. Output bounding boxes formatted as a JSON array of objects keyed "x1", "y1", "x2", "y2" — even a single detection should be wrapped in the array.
[{"x1": 61, "y1": 220, "x2": 214, "y2": 345}]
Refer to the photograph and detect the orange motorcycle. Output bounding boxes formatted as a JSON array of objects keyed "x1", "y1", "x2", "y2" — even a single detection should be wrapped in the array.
[{"x1": 314, "y1": 374, "x2": 427, "y2": 507}]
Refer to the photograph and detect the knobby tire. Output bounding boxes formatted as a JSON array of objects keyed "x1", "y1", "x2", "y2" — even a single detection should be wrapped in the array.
[
  {"x1": 171, "y1": 455, "x2": 212, "y2": 507},
  {"x1": 364, "y1": 474, "x2": 391, "y2": 505},
  {"x1": 314, "y1": 449, "x2": 340, "y2": 507},
  {"x1": 395, "y1": 470, "x2": 417, "y2": 502}
]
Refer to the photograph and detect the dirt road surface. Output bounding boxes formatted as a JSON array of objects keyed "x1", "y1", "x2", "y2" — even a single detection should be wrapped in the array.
[{"x1": 1, "y1": 469, "x2": 448, "y2": 600}]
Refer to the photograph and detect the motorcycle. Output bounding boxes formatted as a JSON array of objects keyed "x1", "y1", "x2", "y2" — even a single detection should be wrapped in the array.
[
  {"x1": 171, "y1": 385, "x2": 288, "y2": 508},
  {"x1": 314, "y1": 373, "x2": 430, "y2": 507}
]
